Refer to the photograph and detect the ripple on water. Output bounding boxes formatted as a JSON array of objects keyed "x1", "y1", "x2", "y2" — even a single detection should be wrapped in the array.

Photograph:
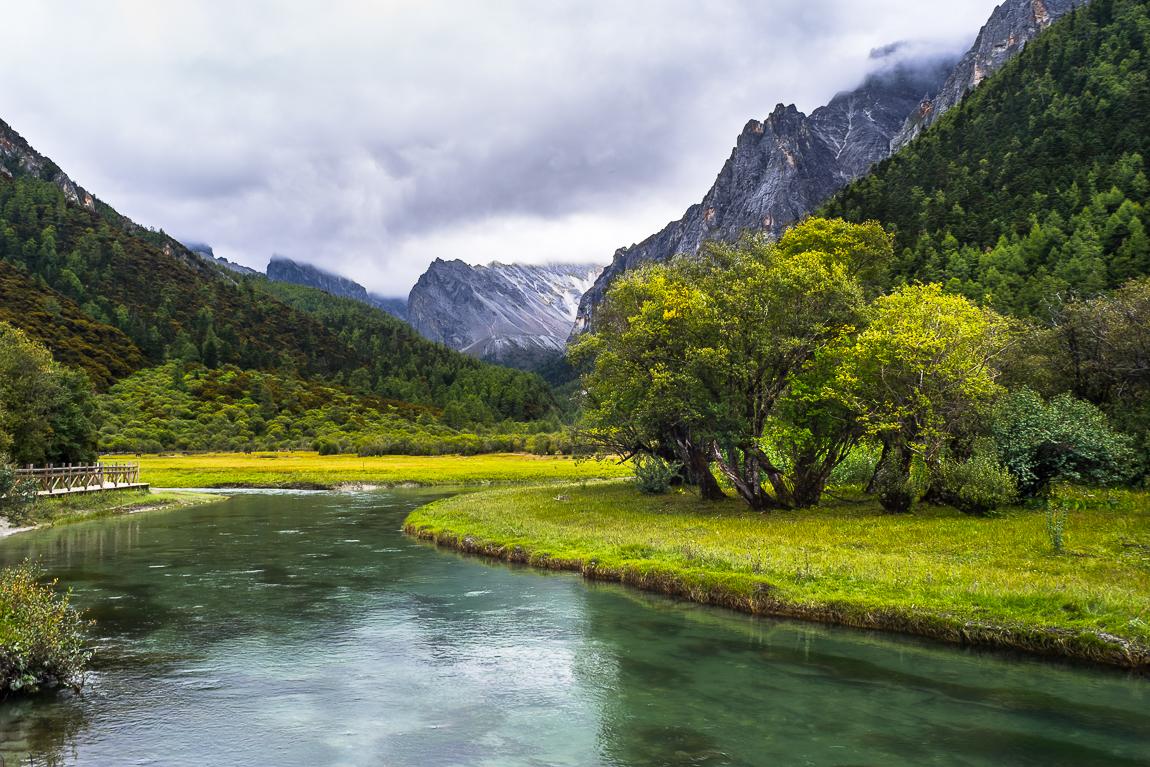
[{"x1": 0, "y1": 491, "x2": 1145, "y2": 767}]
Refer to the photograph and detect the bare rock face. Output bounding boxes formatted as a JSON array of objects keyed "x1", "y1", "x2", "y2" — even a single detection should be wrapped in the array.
[
  {"x1": 574, "y1": 0, "x2": 1091, "y2": 335},
  {"x1": 0, "y1": 118, "x2": 96, "y2": 211},
  {"x1": 891, "y1": 0, "x2": 1089, "y2": 150},
  {"x1": 266, "y1": 256, "x2": 408, "y2": 320},
  {"x1": 573, "y1": 56, "x2": 952, "y2": 333},
  {"x1": 407, "y1": 260, "x2": 600, "y2": 368}
]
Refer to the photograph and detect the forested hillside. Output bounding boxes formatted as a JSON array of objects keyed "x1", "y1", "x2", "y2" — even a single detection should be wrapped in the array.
[
  {"x1": 0, "y1": 174, "x2": 357, "y2": 375},
  {"x1": 0, "y1": 169, "x2": 558, "y2": 430},
  {"x1": 825, "y1": 0, "x2": 1150, "y2": 316},
  {"x1": 255, "y1": 280, "x2": 556, "y2": 421},
  {"x1": 0, "y1": 259, "x2": 141, "y2": 386},
  {"x1": 98, "y1": 363, "x2": 569, "y2": 456}
]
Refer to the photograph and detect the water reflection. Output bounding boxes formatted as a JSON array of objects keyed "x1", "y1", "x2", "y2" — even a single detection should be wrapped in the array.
[
  {"x1": 0, "y1": 491, "x2": 1145, "y2": 766},
  {"x1": 582, "y1": 586, "x2": 1150, "y2": 766},
  {"x1": 0, "y1": 693, "x2": 87, "y2": 767}
]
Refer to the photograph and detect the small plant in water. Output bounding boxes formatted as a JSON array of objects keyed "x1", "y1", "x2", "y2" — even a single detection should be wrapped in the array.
[{"x1": 0, "y1": 562, "x2": 91, "y2": 696}]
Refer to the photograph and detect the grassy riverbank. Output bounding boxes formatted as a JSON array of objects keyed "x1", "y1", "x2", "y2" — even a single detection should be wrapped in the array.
[
  {"x1": 120, "y1": 452, "x2": 629, "y2": 489},
  {"x1": 405, "y1": 482, "x2": 1150, "y2": 669},
  {"x1": 1, "y1": 488, "x2": 222, "y2": 537}
]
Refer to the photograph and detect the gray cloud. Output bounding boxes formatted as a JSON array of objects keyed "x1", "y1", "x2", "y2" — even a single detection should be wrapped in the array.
[{"x1": 0, "y1": 1, "x2": 999, "y2": 295}]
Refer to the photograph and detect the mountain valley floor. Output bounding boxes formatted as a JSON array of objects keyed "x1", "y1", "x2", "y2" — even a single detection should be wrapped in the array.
[{"x1": 120, "y1": 451, "x2": 630, "y2": 489}]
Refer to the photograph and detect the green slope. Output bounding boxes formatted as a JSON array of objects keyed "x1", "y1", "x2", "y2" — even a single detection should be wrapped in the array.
[
  {"x1": 824, "y1": 0, "x2": 1150, "y2": 315},
  {"x1": 0, "y1": 259, "x2": 141, "y2": 387},
  {"x1": 0, "y1": 166, "x2": 556, "y2": 423}
]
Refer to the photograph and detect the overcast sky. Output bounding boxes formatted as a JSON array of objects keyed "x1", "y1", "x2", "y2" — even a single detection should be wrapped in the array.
[{"x1": 1, "y1": 1, "x2": 1000, "y2": 296}]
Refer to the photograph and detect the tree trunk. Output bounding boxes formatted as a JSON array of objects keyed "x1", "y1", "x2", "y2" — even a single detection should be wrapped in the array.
[
  {"x1": 874, "y1": 438, "x2": 914, "y2": 514},
  {"x1": 673, "y1": 436, "x2": 726, "y2": 500},
  {"x1": 865, "y1": 440, "x2": 890, "y2": 495},
  {"x1": 711, "y1": 442, "x2": 780, "y2": 511}
]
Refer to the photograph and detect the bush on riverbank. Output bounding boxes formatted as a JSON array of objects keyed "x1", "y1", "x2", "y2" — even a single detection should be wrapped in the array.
[
  {"x1": 405, "y1": 482, "x2": 1150, "y2": 668},
  {"x1": 0, "y1": 460, "x2": 37, "y2": 525},
  {"x1": 0, "y1": 563, "x2": 90, "y2": 696}
]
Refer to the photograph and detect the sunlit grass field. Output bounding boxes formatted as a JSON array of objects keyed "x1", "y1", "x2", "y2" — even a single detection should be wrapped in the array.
[
  {"x1": 406, "y1": 482, "x2": 1150, "y2": 664},
  {"x1": 120, "y1": 452, "x2": 630, "y2": 489}
]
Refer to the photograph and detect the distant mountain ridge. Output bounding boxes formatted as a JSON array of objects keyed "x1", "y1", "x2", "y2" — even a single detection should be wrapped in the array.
[
  {"x1": 573, "y1": 0, "x2": 1089, "y2": 333},
  {"x1": 265, "y1": 256, "x2": 408, "y2": 320},
  {"x1": 408, "y1": 259, "x2": 600, "y2": 368},
  {"x1": 0, "y1": 118, "x2": 96, "y2": 212},
  {"x1": 185, "y1": 242, "x2": 260, "y2": 276},
  {"x1": 259, "y1": 253, "x2": 599, "y2": 369},
  {"x1": 1, "y1": 118, "x2": 220, "y2": 278},
  {"x1": 0, "y1": 114, "x2": 557, "y2": 425}
]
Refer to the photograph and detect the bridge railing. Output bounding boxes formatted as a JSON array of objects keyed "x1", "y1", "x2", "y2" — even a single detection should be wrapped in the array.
[{"x1": 13, "y1": 463, "x2": 141, "y2": 495}]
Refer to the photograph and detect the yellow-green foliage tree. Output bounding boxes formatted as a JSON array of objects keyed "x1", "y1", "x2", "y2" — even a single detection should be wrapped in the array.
[
  {"x1": 574, "y1": 218, "x2": 894, "y2": 510},
  {"x1": 570, "y1": 266, "x2": 726, "y2": 498},
  {"x1": 830, "y1": 284, "x2": 1012, "y2": 512}
]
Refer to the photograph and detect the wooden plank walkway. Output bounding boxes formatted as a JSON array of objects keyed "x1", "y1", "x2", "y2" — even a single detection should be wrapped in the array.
[{"x1": 14, "y1": 463, "x2": 148, "y2": 497}]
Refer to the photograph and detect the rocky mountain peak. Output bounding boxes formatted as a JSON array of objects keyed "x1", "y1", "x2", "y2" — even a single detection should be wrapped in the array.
[
  {"x1": 0, "y1": 118, "x2": 96, "y2": 212},
  {"x1": 574, "y1": 0, "x2": 1091, "y2": 335},
  {"x1": 265, "y1": 256, "x2": 408, "y2": 320},
  {"x1": 572, "y1": 55, "x2": 954, "y2": 334},
  {"x1": 890, "y1": 0, "x2": 1088, "y2": 151},
  {"x1": 407, "y1": 261, "x2": 601, "y2": 369}
]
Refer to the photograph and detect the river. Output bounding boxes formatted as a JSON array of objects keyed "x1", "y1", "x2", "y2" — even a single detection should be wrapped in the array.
[{"x1": 0, "y1": 490, "x2": 1146, "y2": 766}]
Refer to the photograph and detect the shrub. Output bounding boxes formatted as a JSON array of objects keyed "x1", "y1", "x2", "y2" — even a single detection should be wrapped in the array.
[
  {"x1": 872, "y1": 453, "x2": 915, "y2": 514},
  {"x1": 0, "y1": 459, "x2": 37, "y2": 526},
  {"x1": 992, "y1": 389, "x2": 1135, "y2": 498},
  {"x1": 0, "y1": 562, "x2": 90, "y2": 696},
  {"x1": 830, "y1": 445, "x2": 879, "y2": 487},
  {"x1": 312, "y1": 437, "x2": 343, "y2": 456},
  {"x1": 935, "y1": 443, "x2": 1019, "y2": 516},
  {"x1": 632, "y1": 454, "x2": 681, "y2": 495}
]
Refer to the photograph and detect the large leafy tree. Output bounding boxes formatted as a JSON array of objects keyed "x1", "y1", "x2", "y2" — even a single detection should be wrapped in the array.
[
  {"x1": 992, "y1": 389, "x2": 1134, "y2": 498},
  {"x1": 830, "y1": 285, "x2": 1012, "y2": 512},
  {"x1": 571, "y1": 267, "x2": 726, "y2": 499},
  {"x1": 0, "y1": 322, "x2": 99, "y2": 465},
  {"x1": 574, "y1": 218, "x2": 893, "y2": 509},
  {"x1": 688, "y1": 234, "x2": 871, "y2": 509},
  {"x1": 1049, "y1": 278, "x2": 1150, "y2": 463}
]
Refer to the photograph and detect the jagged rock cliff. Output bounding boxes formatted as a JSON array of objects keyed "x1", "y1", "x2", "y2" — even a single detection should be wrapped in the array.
[
  {"x1": 891, "y1": 0, "x2": 1089, "y2": 151},
  {"x1": 573, "y1": 56, "x2": 953, "y2": 332},
  {"x1": 408, "y1": 260, "x2": 600, "y2": 368},
  {"x1": 0, "y1": 118, "x2": 96, "y2": 211},
  {"x1": 574, "y1": 0, "x2": 1089, "y2": 333},
  {"x1": 266, "y1": 256, "x2": 408, "y2": 319}
]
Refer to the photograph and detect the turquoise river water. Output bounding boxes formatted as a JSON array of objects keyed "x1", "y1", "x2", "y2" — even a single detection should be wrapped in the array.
[{"x1": 0, "y1": 490, "x2": 1147, "y2": 766}]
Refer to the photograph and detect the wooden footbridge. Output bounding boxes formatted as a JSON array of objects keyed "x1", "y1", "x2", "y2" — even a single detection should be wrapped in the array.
[{"x1": 14, "y1": 463, "x2": 148, "y2": 497}]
